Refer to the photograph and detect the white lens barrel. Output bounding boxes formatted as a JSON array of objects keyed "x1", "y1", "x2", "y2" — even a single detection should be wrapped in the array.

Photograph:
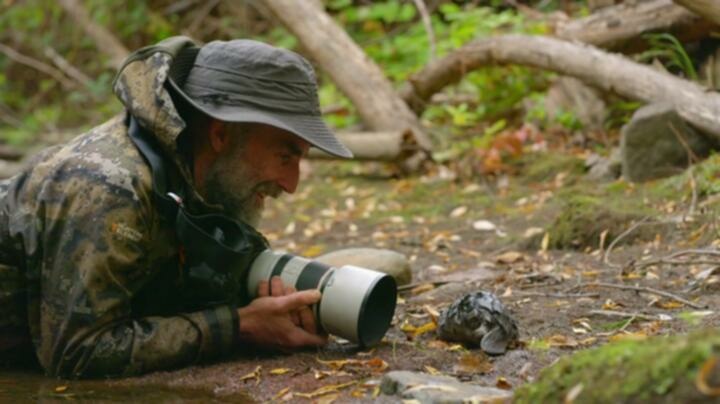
[{"x1": 246, "y1": 250, "x2": 397, "y2": 346}]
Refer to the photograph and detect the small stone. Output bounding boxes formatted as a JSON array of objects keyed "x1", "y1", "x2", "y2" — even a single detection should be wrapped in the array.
[
  {"x1": 314, "y1": 247, "x2": 412, "y2": 286},
  {"x1": 472, "y1": 220, "x2": 497, "y2": 231},
  {"x1": 381, "y1": 371, "x2": 512, "y2": 403},
  {"x1": 438, "y1": 292, "x2": 519, "y2": 355}
]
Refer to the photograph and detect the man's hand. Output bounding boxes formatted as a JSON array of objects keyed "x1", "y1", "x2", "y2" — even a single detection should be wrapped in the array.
[{"x1": 237, "y1": 276, "x2": 328, "y2": 349}]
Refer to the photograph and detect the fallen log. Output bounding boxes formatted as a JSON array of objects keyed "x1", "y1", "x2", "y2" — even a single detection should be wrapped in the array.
[
  {"x1": 673, "y1": 0, "x2": 720, "y2": 26},
  {"x1": 554, "y1": 0, "x2": 706, "y2": 49},
  {"x1": 402, "y1": 35, "x2": 720, "y2": 141},
  {"x1": 308, "y1": 130, "x2": 420, "y2": 161},
  {"x1": 262, "y1": 0, "x2": 433, "y2": 166},
  {"x1": 402, "y1": 0, "x2": 712, "y2": 114}
]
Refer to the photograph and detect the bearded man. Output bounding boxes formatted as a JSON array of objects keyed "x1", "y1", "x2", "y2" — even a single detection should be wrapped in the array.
[{"x1": 0, "y1": 36, "x2": 352, "y2": 378}]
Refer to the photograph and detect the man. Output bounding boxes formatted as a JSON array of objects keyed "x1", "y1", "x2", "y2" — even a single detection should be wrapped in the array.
[{"x1": 0, "y1": 36, "x2": 352, "y2": 378}]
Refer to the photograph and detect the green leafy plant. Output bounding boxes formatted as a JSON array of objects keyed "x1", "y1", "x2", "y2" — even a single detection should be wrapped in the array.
[{"x1": 638, "y1": 33, "x2": 698, "y2": 80}]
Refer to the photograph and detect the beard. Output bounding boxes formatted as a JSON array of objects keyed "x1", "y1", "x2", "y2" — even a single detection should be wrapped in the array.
[{"x1": 203, "y1": 154, "x2": 282, "y2": 228}]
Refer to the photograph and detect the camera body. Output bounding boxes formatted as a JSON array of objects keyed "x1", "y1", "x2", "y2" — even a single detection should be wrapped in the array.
[{"x1": 247, "y1": 250, "x2": 397, "y2": 347}]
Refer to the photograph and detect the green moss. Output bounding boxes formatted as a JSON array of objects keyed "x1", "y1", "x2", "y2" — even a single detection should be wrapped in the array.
[
  {"x1": 516, "y1": 151, "x2": 586, "y2": 184},
  {"x1": 542, "y1": 194, "x2": 653, "y2": 249},
  {"x1": 515, "y1": 330, "x2": 720, "y2": 403},
  {"x1": 653, "y1": 153, "x2": 720, "y2": 200}
]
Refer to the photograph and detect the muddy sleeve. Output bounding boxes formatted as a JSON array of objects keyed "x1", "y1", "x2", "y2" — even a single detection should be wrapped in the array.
[{"x1": 35, "y1": 167, "x2": 239, "y2": 378}]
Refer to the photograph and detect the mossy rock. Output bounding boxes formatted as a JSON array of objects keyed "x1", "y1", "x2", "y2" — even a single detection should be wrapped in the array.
[
  {"x1": 541, "y1": 195, "x2": 655, "y2": 250},
  {"x1": 515, "y1": 329, "x2": 720, "y2": 403}
]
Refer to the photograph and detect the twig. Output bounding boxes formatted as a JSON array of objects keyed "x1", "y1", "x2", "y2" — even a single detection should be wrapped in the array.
[
  {"x1": 43, "y1": 46, "x2": 92, "y2": 87},
  {"x1": 603, "y1": 216, "x2": 651, "y2": 268},
  {"x1": 186, "y1": 0, "x2": 221, "y2": 37},
  {"x1": 515, "y1": 291, "x2": 599, "y2": 298},
  {"x1": 589, "y1": 309, "x2": 670, "y2": 322},
  {"x1": 411, "y1": 0, "x2": 436, "y2": 61},
  {"x1": 0, "y1": 43, "x2": 74, "y2": 89},
  {"x1": 633, "y1": 248, "x2": 720, "y2": 271},
  {"x1": 568, "y1": 282, "x2": 705, "y2": 309},
  {"x1": 398, "y1": 280, "x2": 452, "y2": 292}
]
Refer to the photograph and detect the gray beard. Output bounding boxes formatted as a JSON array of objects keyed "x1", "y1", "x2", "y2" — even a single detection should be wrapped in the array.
[{"x1": 204, "y1": 158, "x2": 264, "y2": 228}]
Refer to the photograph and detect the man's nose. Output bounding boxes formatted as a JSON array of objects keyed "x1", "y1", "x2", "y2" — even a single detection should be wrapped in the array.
[{"x1": 277, "y1": 162, "x2": 301, "y2": 194}]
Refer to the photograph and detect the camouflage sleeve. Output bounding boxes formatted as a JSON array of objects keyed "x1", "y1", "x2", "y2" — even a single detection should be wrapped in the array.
[{"x1": 32, "y1": 156, "x2": 239, "y2": 378}]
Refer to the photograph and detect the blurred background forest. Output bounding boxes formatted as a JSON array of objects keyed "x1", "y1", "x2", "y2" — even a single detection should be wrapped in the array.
[{"x1": 4, "y1": 0, "x2": 713, "y2": 171}]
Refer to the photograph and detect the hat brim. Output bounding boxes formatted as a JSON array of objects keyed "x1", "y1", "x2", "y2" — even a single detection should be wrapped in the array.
[{"x1": 168, "y1": 77, "x2": 353, "y2": 159}]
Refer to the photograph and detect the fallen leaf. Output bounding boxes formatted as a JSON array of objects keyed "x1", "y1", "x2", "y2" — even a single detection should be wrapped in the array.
[
  {"x1": 602, "y1": 299, "x2": 623, "y2": 310},
  {"x1": 269, "y1": 368, "x2": 292, "y2": 375},
  {"x1": 410, "y1": 283, "x2": 435, "y2": 295},
  {"x1": 609, "y1": 331, "x2": 647, "y2": 342},
  {"x1": 695, "y1": 356, "x2": 720, "y2": 397},
  {"x1": 316, "y1": 358, "x2": 388, "y2": 373},
  {"x1": 294, "y1": 381, "x2": 357, "y2": 399},
  {"x1": 450, "y1": 206, "x2": 468, "y2": 218},
  {"x1": 540, "y1": 232, "x2": 550, "y2": 252},
  {"x1": 301, "y1": 244, "x2": 325, "y2": 257},
  {"x1": 239, "y1": 365, "x2": 262, "y2": 385},
  {"x1": 496, "y1": 251, "x2": 524, "y2": 264},
  {"x1": 453, "y1": 353, "x2": 493, "y2": 374},
  {"x1": 272, "y1": 387, "x2": 291, "y2": 401},
  {"x1": 54, "y1": 386, "x2": 68, "y2": 393},
  {"x1": 655, "y1": 300, "x2": 684, "y2": 309},
  {"x1": 546, "y1": 335, "x2": 579, "y2": 348},
  {"x1": 472, "y1": 220, "x2": 497, "y2": 231},
  {"x1": 565, "y1": 383, "x2": 584, "y2": 403},
  {"x1": 424, "y1": 365, "x2": 441, "y2": 375},
  {"x1": 496, "y1": 377, "x2": 512, "y2": 390},
  {"x1": 524, "y1": 227, "x2": 544, "y2": 238}
]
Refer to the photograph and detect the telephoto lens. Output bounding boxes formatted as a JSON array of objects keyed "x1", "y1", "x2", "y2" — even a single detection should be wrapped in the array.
[{"x1": 246, "y1": 250, "x2": 397, "y2": 347}]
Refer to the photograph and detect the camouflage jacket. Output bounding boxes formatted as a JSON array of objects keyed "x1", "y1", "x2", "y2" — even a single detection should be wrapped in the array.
[{"x1": 0, "y1": 37, "x2": 247, "y2": 377}]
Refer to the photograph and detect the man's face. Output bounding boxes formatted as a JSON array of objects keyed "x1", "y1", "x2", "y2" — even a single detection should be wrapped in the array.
[{"x1": 204, "y1": 123, "x2": 310, "y2": 227}]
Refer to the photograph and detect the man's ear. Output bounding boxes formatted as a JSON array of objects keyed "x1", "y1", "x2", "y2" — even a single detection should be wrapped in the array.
[{"x1": 208, "y1": 119, "x2": 231, "y2": 153}]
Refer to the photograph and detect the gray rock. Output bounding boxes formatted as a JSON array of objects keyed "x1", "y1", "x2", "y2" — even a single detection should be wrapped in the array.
[
  {"x1": 437, "y1": 292, "x2": 519, "y2": 355},
  {"x1": 381, "y1": 371, "x2": 512, "y2": 404},
  {"x1": 585, "y1": 148, "x2": 621, "y2": 182},
  {"x1": 620, "y1": 103, "x2": 718, "y2": 182},
  {"x1": 545, "y1": 77, "x2": 607, "y2": 130},
  {"x1": 314, "y1": 247, "x2": 412, "y2": 286}
]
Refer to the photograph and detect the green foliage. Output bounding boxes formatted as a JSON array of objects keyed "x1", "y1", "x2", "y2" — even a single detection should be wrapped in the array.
[{"x1": 638, "y1": 33, "x2": 698, "y2": 80}]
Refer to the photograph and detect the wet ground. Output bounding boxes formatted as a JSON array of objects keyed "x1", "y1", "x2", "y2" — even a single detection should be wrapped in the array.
[{"x1": 3, "y1": 157, "x2": 719, "y2": 402}]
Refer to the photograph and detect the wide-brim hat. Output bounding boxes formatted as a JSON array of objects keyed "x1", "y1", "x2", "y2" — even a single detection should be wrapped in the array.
[{"x1": 167, "y1": 39, "x2": 352, "y2": 158}]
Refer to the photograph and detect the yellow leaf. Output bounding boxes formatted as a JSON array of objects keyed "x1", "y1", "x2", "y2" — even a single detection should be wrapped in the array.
[
  {"x1": 239, "y1": 365, "x2": 262, "y2": 385},
  {"x1": 272, "y1": 387, "x2": 291, "y2": 401},
  {"x1": 546, "y1": 334, "x2": 578, "y2": 348},
  {"x1": 496, "y1": 251, "x2": 524, "y2": 264},
  {"x1": 453, "y1": 353, "x2": 493, "y2": 374},
  {"x1": 54, "y1": 386, "x2": 68, "y2": 393},
  {"x1": 695, "y1": 356, "x2": 720, "y2": 397},
  {"x1": 541, "y1": 232, "x2": 550, "y2": 252},
  {"x1": 412, "y1": 321, "x2": 437, "y2": 338},
  {"x1": 410, "y1": 283, "x2": 435, "y2": 295},
  {"x1": 302, "y1": 244, "x2": 325, "y2": 257},
  {"x1": 294, "y1": 381, "x2": 357, "y2": 398},
  {"x1": 609, "y1": 331, "x2": 647, "y2": 342},
  {"x1": 424, "y1": 365, "x2": 441, "y2": 375},
  {"x1": 656, "y1": 300, "x2": 684, "y2": 309},
  {"x1": 269, "y1": 368, "x2": 292, "y2": 375}
]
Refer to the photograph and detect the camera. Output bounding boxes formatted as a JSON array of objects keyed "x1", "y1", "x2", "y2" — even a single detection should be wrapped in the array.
[{"x1": 247, "y1": 250, "x2": 397, "y2": 347}]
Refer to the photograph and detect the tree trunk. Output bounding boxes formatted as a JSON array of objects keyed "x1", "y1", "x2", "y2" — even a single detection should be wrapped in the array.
[
  {"x1": 308, "y1": 130, "x2": 419, "y2": 161},
  {"x1": 402, "y1": 35, "x2": 720, "y2": 141},
  {"x1": 554, "y1": 0, "x2": 704, "y2": 49},
  {"x1": 57, "y1": 0, "x2": 129, "y2": 69},
  {"x1": 262, "y1": 0, "x2": 433, "y2": 156},
  {"x1": 673, "y1": 0, "x2": 720, "y2": 26}
]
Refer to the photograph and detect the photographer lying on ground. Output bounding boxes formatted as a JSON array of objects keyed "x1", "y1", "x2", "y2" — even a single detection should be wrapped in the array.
[{"x1": 0, "y1": 36, "x2": 352, "y2": 378}]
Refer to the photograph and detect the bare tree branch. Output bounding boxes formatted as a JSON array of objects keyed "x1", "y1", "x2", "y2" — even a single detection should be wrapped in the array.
[
  {"x1": 43, "y1": 46, "x2": 92, "y2": 87},
  {"x1": 0, "y1": 43, "x2": 74, "y2": 89},
  {"x1": 57, "y1": 0, "x2": 129, "y2": 69},
  {"x1": 411, "y1": 0, "x2": 436, "y2": 61},
  {"x1": 672, "y1": 0, "x2": 720, "y2": 26}
]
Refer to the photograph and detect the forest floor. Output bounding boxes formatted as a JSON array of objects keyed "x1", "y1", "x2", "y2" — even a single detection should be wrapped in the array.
[
  {"x1": 103, "y1": 149, "x2": 720, "y2": 402},
  {"x1": 7, "y1": 148, "x2": 717, "y2": 401}
]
